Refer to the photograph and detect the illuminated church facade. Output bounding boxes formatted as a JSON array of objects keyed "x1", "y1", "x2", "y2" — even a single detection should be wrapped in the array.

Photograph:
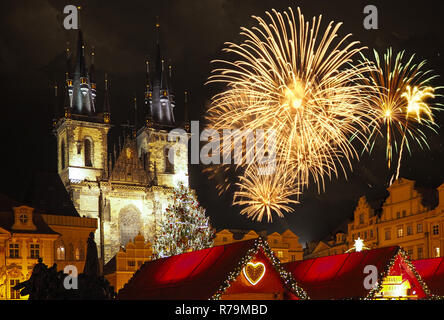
[{"x1": 53, "y1": 28, "x2": 190, "y2": 265}]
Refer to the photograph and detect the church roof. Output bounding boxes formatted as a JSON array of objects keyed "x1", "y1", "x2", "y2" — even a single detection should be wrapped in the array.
[
  {"x1": 413, "y1": 257, "x2": 444, "y2": 297},
  {"x1": 284, "y1": 246, "x2": 429, "y2": 299},
  {"x1": 117, "y1": 238, "x2": 308, "y2": 300}
]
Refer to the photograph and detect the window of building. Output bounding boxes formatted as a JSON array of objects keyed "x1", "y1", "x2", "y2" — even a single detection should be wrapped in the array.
[
  {"x1": 407, "y1": 248, "x2": 413, "y2": 258},
  {"x1": 277, "y1": 251, "x2": 283, "y2": 258},
  {"x1": 30, "y1": 244, "x2": 39, "y2": 259},
  {"x1": 56, "y1": 245, "x2": 65, "y2": 260},
  {"x1": 128, "y1": 260, "x2": 135, "y2": 267},
  {"x1": 435, "y1": 247, "x2": 441, "y2": 258},
  {"x1": 407, "y1": 225, "x2": 413, "y2": 236},
  {"x1": 222, "y1": 237, "x2": 227, "y2": 242},
  {"x1": 397, "y1": 227, "x2": 403, "y2": 238},
  {"x1": 396, "y1": 212, "x2": 400, "y2": 219},
  {"x1": 402, "y1": 210, "x2": 406, "y2": 217},
  {"x1": 75, "y1": 247, "x2": 81, "y2": 261},
  {"x1": 370, "y1": 229, "x2": 373, "y2": 238},
  {"x1": 9, "y1": 279, "x2": 20, "y2": 300},
  {"x1": 417, "y1": 247, "x2": 423, "y2": 259},
  {"x1": 61, "y1": 140, "x2": 66, "y2": 169},
  {"x1": 9, "y1": 243, "x2": 19, "y2": 258},
  {"x1": 19, "y1": 213, "x2": 28, "y2": 224},
  {"x1": 164, "y1": 147, "x2": 174, "y2": 173},
  {"x1": 84, "y1": 138, "x2": 93, "y2": 167},
  {"x1": 433, "y1": 225, "x2": 440, "y2": 235},
  {"x1": 385, "y1": 230, "x2": 391, "y2": 240},
  {"x1": 364, "y1": 231, "x2": 367, "y2": 239},
  {"x1": 273, "y1": 239, "x2": 278, "y2": 244},
  {"x1": 291, "y1": 255, "x2": 296, "y2": 261},
  {"x1": 359, "y1": 214, "x2": 364, "y2": 224},
  {"x1": 417, "y1": 223, "x2": 423, "y2": 233}
]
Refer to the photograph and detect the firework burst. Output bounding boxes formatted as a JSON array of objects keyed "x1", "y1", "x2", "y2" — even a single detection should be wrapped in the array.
[
  {"x1": 360, "y1": 48, "x2": 440, "y2": 170},
  {"x1": 206, "y1": 7, "x2": 376, "y2": 221}
]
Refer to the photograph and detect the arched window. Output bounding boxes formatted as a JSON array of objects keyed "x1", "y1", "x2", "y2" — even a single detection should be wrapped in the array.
[
  {"x1": 75, "y1": 247, "x2": 81, "y2": 261},
  {"x1": 84, "y1": 138, "x2": 92, "y2": 167},
  {"x1": 164, "y1": 147, "x2": 174, "y2": 173},
  {"x1": 61, "y1": 140, "x2": 66, "y2": 169},
  {"x1": 119, "y1": 205, "x2": 142, "y2": 246},
  {"x1": 56, "y1": 245, "x2": 65, "y2": 260}
]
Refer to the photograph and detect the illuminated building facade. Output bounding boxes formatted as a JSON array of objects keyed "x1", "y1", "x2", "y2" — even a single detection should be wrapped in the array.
[
  {"x1": 0, "y1": 194, "x2": 96, "y2": 300},
  {"x1": 305, "y1": 178, "x2": 444, "y2": 260},
  {"x1": 214, "y1": 229, "x2": 304, "y2": 263},
  {"x1": 54, "y1": 28, "x2": 190, "y2": 266}
]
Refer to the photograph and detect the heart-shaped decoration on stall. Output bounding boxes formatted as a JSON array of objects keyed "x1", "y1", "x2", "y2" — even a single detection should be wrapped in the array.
[{"x1": 243, "y1": 261, "x2": 266, "y2": 286}]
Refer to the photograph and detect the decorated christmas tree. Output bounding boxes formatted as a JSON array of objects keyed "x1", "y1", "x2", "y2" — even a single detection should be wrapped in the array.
[{"x1": 153, "y1": 184, "x2": 215, "y2": 258}]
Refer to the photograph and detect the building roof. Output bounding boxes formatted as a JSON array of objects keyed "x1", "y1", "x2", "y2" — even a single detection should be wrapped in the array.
[
  {"x1": 22, "y1": 172, "x2": 79, "y2": 217},
  {"x1": 0, "y1": 194, "x2": 58, "y2": 235},
  {"x1": 413, "y1": 257, "x2": 444, "y2": 297},
  {"x1": 284, "y1": 246, "x2": 429, "y2": 299},
  {"x1": 117, "y1": 238, "x2": 308, "y2": 300}
]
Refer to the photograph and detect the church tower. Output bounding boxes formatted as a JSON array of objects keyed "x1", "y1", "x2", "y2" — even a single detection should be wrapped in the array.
[
  {"x1": 55, "y1": 30, "x2": 111, "y2": 188},
  {"x1": 52, "y1": 23, "x2": 191, "y2": 266}
]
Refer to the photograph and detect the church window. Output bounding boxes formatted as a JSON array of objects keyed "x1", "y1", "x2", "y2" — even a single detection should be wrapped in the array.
[
  {"x1": 84, "y1": 138, "x2": 93, "y2": 167},
  {"x1": 164, "y1": 147, "x2": 174, "y2": 173},
  {"x1": 119, "y1": 205, "x2": 142, "y2": 246},
  {"x1": 61, "y1": 140, "x2": 66, "y2": 169}
]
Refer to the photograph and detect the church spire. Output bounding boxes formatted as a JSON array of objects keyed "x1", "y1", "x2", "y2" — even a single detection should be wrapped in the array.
[
  {"x1": 53, "y1": 83, "x2": 59, "y2": 127},
  {"x1": 133, "y1": 95, "x2": 138, "y2": 138},
  {"x1": 90, "y1": 47, "x2": 96, "y2": 102},
  {"x1": 148, "y1": 21, "x2": 175, "y2": 126},
  {"x1": 71, "y1": 29, "x2": 95, "y2": 116}
]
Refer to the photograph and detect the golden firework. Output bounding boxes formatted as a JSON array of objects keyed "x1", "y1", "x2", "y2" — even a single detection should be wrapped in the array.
[
  {"x1": 360, "y1": 48, "x2": 440, "y2": 169},
  {"x1": 206, "y1": 7, "x2": 376, "y2": 221}
]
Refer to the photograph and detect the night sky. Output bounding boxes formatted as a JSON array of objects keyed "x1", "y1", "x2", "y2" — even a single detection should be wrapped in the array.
[{"x1": 1, "y1": 0, "x2": 444, "y2": 245}]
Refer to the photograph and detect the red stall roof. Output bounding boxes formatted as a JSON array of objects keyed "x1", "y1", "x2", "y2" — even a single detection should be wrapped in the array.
[
  {"x1": 284, "y1": 246, "x2": 429, "y2": 299},
  {"x1": 413, "y1": 257, "x2": 444, "y2": 297},
  {"x1": 117, "y1": 238, "x2": 308, "y2": 300}
]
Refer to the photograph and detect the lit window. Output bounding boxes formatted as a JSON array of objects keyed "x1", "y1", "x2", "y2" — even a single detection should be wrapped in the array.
[
  {"x1": 433, "y1": 225, "x2": 439, "y2": 235},
  {"x1": 56, "y1": 246, "x2": 65, "y2": 260},
  {"x1": 9, "y1": 279, "x2": 20, "y2": 299},
  {"x1": 397, "y1": 227, "x2": 403, "y2": 238},
  {"x1": 30, "y1": 244, "x2": 39, "y2": 259},
  {"x1": 75, "y1": 248, "x2": 80, "y2": 261},
  {"x1": 417, "y1": 223, "x2": 423, "y2": 233},
  {"x1": 435, "y1": 247, "x2": 441, "y2": 258},
  {"x1": 277, "y1": 251, "x2": 283, "y2": 258},
  {"x1": 9, "y1": 243, "x2": 19, "y2": 258}
]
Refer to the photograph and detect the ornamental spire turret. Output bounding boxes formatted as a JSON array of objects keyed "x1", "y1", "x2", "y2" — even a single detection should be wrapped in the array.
[
  {"x1": 70, "y1": 29, "x2": 95, "y2": 115},
  {"x1": 90, "y1": 47, "x2": 96, "y2": 103},
  {"x1": 53, "y1": 83, "x2": 59, "y2": 127},
  {"x1": 103, "y1": 73, "x2": 111, "y2": 123}
]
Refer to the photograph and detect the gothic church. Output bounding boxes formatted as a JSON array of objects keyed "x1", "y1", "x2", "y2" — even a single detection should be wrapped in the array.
[{"x1": 53, "y1": 27, "x2": 190, "y2": 265}]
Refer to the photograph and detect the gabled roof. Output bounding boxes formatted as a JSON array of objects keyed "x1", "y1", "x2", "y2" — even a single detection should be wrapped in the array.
[
  {"x1": 117, "y1": 238, "x2": 308, "y2": 300},
  {"x1": 284, "y1": 246, "x2": 429, "y2": 299},
  {"x1": 413, "y1": 257, "x2": 444, "y2": 297},
  {"x1": 0, "y1": 195, "x2": 58, "y2": 236}
]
